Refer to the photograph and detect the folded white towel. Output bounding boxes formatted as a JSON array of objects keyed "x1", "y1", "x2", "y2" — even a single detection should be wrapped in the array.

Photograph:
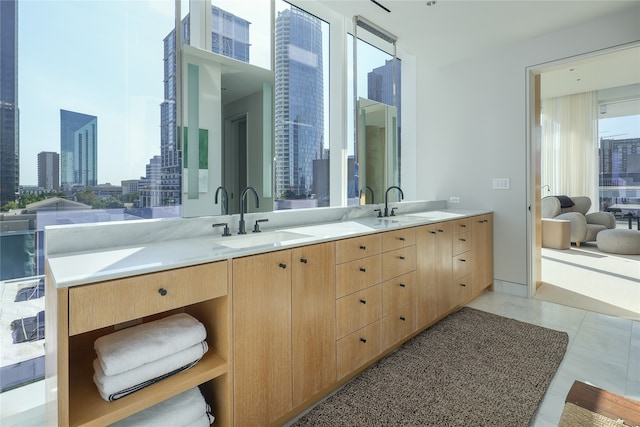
[
  {"x1": 184, "y1": 412, "x2": 215, "y2": 427},
  {"x1": 108, "y1": 387, "x2": 211, "y2": 427},
  {"x1": 95, "y1": 313, "x2": 207, "y2": 376},
  {"x1": 93, "y1": 341, "x2": 208, "y2": 401}
]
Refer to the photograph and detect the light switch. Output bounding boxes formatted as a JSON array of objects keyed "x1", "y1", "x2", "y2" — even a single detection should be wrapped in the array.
[{"x1": 492, "y1": 178, "x2": 510, "y2": 190}]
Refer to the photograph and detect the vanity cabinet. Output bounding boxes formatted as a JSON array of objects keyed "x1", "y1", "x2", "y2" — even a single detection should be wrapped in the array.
[
  {"x1": 472, "y1": 214, "x2": 494, "y2": 295},
  {"x1": 46, "y1": 261, "x2": 231, "y2": 427},
  {"x1": 232, "y1": 242, "x2": 335, "y2": 426}
]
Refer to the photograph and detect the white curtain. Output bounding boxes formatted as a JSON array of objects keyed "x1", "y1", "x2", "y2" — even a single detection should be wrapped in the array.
[{"x1": 541, "y1": 91, "x2": 599, "y2": 211}]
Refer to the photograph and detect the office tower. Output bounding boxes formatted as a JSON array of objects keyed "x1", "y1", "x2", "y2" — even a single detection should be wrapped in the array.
[
  {"x1": 139, "y1": 155, "x2": 162, "y2": 208},
  {"x1": 274, "y1": 8, "x2": 325, "y2": 198},
  {"x1": 37, "y1": 151, "x2": 60, "y2": 191},
  {"x1": 0, "y1": 0, "x2": 19, "y2": 207},
  {"x1": 367, "y1": 58, "x2": 402, "y2": 127},
  {"x1": 60, "y1": 110, "x2": 97, "y2": 189},
  {"x1": 159, "y1": 6, "x2": 250, "y2": 207}
]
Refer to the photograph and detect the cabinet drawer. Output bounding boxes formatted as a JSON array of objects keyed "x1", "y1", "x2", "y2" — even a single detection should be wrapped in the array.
[
  {"x1": 335, "y1": 234, "x2": 382, "y2": 264},
  {"x1": 69, "y1": 261, "x2": 227, "y2": 335},
  {"x1": 452, "y1": 232, "x2": 471, "y2": 256},
  {"x1": 452, "y1": 218, "x2": 471, "y2": 234},
  {"x1": 336, "y1": 285, "x2": 382, "y2": 339},
  {"x1": 452, "y1": 252, "x2": 471, "y2": 281},
  {"x1": 336, "y1": 255, "x2": 382, "y2": 298},
  {"x1": 382, "y1": 271, "x2": 416, "y2": 316},
  {"x1": 336, "y1": 320, "x2": 382, "y2": 380},
  {"x1": 383, "y1": 302, "x2": 417, "y2": 349},
  {"x1": 382, "y1": 246, "x2": 416, "y2": 281},
  {"x1": 453, "y1": 275, "x2": 472, "y2": 305},
  {"x1": 382, "y1": 228, "x2": 416, "y2": 251}
]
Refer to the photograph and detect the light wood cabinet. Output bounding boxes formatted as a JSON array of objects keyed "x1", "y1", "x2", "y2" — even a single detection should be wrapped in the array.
[
  {"x1": 291, "y1": 243, "x2": 336, "y2": 408},
  {"x1": 472, "y1": 214, "x2": 494, "y2": 296},
  {"x1": 233, "y1": 242, "x2": 336, "y2": 425},
  {"x1": 46, "y1": 261, "x2": 231, "y2": 427}
]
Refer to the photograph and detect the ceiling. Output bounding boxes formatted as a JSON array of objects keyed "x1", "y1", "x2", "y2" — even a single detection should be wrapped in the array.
[{"x1": 316, "y1": 0, "x2": 639, "y2": 67}]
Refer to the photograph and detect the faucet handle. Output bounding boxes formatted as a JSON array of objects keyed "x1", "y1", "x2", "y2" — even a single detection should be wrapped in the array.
[
  {"x1": 390, "y1": 207, "x2": 398, "y2": 216},
  {"x1": 374, "y1": 208, "x2": 382, "y2": 218},
  {"x1": 253, "y1": 218, "x2": 269, "y2": 233},
  {"x1": 212, "y1": 223, "x2": 231, "y2": 237}
]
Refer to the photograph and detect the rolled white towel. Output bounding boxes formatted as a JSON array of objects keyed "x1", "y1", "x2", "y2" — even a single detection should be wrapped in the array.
[
  {"x1": 95, "y1": 313, "x2": 207, "y2": 376},
  {"x1": 93, "y1": 341, "x2": 208, "y2": 401},
  {"x1": 108, "y1": 387, "x2": 211, "y2": 427}
]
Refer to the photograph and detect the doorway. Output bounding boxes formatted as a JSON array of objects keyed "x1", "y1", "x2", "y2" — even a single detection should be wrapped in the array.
[{"x1": 527, "y1": 43, "x2": 640, "y2": 319}]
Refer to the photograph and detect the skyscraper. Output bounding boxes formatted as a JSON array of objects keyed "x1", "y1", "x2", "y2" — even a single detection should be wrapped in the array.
[
  {"x1": 60, "y1": 110, "x2": 97, "y2": 189},
  {"x1": 159, "y1": 6, "x2": 250, "y2": 207},
  {"x1": 37, "y1": 151, "x2": 60, "y2": 191},
  {"x1": 0, "y1": 0, "x2": 19, "y2": 207},
  {"x1": 274, "y1": 8, "x2": 325, "y2": 198}
]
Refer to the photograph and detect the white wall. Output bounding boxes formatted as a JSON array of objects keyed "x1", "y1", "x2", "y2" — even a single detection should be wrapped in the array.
[{"x1": 414, "y1": 7, "x2": 640, "y2": 287}]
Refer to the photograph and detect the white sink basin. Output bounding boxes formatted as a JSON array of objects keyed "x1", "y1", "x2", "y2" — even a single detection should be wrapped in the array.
[
  {"x1": 406, "y1": 210, "x2": 463, "y2": 220},
  {"x1": 216, "y1": 231, "x2": 312, "y2": 249}
]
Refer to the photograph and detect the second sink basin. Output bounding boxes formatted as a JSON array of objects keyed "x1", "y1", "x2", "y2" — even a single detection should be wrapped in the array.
[{"x1": 216, "y1": 230, "x2": 312, "y2": 249}]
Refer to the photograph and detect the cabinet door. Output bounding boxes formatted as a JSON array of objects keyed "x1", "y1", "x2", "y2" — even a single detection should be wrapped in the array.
[
  {"x1": 434, "y1": 222, "x2": 454, "y2": 315},
  {"x1": 416, "y1": 225, "x2": 438, "y2": 328},
  {"x1": 233, "y1": 250, "x2": 292, "y2": 426},
  {"x1": 472, "y1": 214, "x2": 494, "y2": 295},
  {"x1": 291, "y1": 242, "x2": 337, "y2": 408}
]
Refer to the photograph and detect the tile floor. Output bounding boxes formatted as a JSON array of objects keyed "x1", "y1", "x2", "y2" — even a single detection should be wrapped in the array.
[{"x1": 467, "y1": 290, "x2": 640, "y2": 426}]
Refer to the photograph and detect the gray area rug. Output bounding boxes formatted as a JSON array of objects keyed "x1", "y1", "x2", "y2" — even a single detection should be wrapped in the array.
[{"x1": 293, "y1": 307, "x2": 568, "y2": 426}]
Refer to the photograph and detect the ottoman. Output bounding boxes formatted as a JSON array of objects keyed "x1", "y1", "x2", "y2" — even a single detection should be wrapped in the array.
[{"x1": 596, "y1": 229, "x2": 640, "y2": 255}]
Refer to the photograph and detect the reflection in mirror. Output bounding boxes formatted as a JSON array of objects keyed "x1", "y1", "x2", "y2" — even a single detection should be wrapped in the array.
[
  {"x1": 358, "y1": 98, "x2": 398, "y2": 205},
  {"x1": 352, "y1": 16, "x2": 401, "y2": 205}
]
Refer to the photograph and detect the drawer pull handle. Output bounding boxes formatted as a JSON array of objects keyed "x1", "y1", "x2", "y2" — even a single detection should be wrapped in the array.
[
  {"x1": 359, "y1": 245, "x2": 366, "y2": 250},
  {"x1": 360, "y1": 299, "x2": 367, "y2": 304},
  {"x1": 279, "y1": 263, "x2": 287, "y2": 269},
  {"x1": 459, "y1": 238, "x2": 466, "y2": 242},
  {"x1": 399, "y1": 283, "x2": 406, "y2": 288},
  {"x1": 359, "y1": 267, "x2": 366, "y2": 272},
  {"x1": 400, "y1": 316, "x2": 406, "y2": 321},
  {"x1": 461, "y1": 224, "x2": 467, "y2": 228},
  {"x1": 300, "y1": 258, "x2": 308, "y2": 264},
  {"x1": 459, "y1": 259, "x2": 466, "y2": 262},
  {"x1": 430, "y1": 231, "x2": 437, "y2": 235},
  {"x1": 158, "y1": 288, "x2": 168, "y2": 296},
  {"x1": 398, "y1": 256, "x2": 405, "y2": 260},
  {"x1": 360, "y1": 338, "x2": 367, "y2": 343},
  {"x1": 460, "y1": 283, "x2": 467, "y2": 287},
  {"x1": 398, "y1": 237, "x2": 405, "y2": 241},
  {"x1": 438, "y1": 229, "x2": 444, "y2": 233}
]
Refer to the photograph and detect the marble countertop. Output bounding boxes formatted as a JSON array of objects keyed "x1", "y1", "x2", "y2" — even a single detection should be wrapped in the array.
[{"x1": 47, "y1": 208, "x2": 489, "y2": 288}]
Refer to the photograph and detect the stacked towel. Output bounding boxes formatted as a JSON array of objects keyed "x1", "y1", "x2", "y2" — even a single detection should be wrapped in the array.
[
  {"x1": 93, "y1": 313, "x2": 208, "y2": 401},
  {"x1": 108, "y1": 387, "x2": 214, "y2": 427}
]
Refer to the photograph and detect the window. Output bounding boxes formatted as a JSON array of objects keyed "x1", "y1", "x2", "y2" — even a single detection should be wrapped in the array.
[{"x1": 273, "y1": 1, "x2": 330, "y2": 209}]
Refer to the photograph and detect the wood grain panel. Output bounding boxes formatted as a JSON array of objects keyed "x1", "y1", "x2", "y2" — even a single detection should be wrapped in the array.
[
  {"x1": 382, "y1": 271, "x2": 416, "y2": 316},
  {"x1": 335, "y1": 234, "x2": 382, "y2": 264},
  {"x1": 335, "y1": 254, "x2": 382, "y2": 298},
  {"x1": 336, "y1": 285, "x2": 382, "y2": 339},
  {"x1": 382, "y1": 246, "x2": 416, "y2": 281}
]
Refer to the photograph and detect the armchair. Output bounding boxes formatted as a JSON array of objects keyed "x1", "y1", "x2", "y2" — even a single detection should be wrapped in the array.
[{"x1": 541, "y1": 196, "x2": 616, "y2": 247}]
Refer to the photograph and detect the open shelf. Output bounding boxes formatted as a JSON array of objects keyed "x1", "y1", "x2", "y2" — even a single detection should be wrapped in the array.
[{"x1": 69, "y1": 351, "x2": 228, "y2": 427}]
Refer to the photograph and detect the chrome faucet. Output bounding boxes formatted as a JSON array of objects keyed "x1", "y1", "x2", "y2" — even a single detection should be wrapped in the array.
[
  {"x1": 215, "y1": 186, "x2": 228, "y2": 215},
  {"x1": 384, "y1": 186, "x2": 404, "y2": 217},
  {"x1": 238, "y1": 186, "x2": 259, "y2": 234}
]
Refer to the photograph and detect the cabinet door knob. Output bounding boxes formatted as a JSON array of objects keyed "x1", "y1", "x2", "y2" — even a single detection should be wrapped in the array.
[
  {"x1": 158, "y1": 288, "x2": 168, "y2": 296},
  {"x1": 359, "y1": 245, "x2": 366, "y2": 250},
  {"x1": 359, "y1": 267, "x2": 366, "y2": 272},
  {"x1": 399, "y1": 283, "x2": 406, "y2": 288},
  {"x1": 360, "y1": 337, "x2": 367, "y2": 343},
  {"x1": 360, "y1": 299, "x2": 367, "y2": 304},
  {"x1": 279, "y1": 263, "x2": 287, "y2": 269},
  {"x1": 400, "y1": 316, "x2": 406, "y2": 321},
  {"x1": 300, "y1": 258, "x2": 308, "y2": 264}
]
